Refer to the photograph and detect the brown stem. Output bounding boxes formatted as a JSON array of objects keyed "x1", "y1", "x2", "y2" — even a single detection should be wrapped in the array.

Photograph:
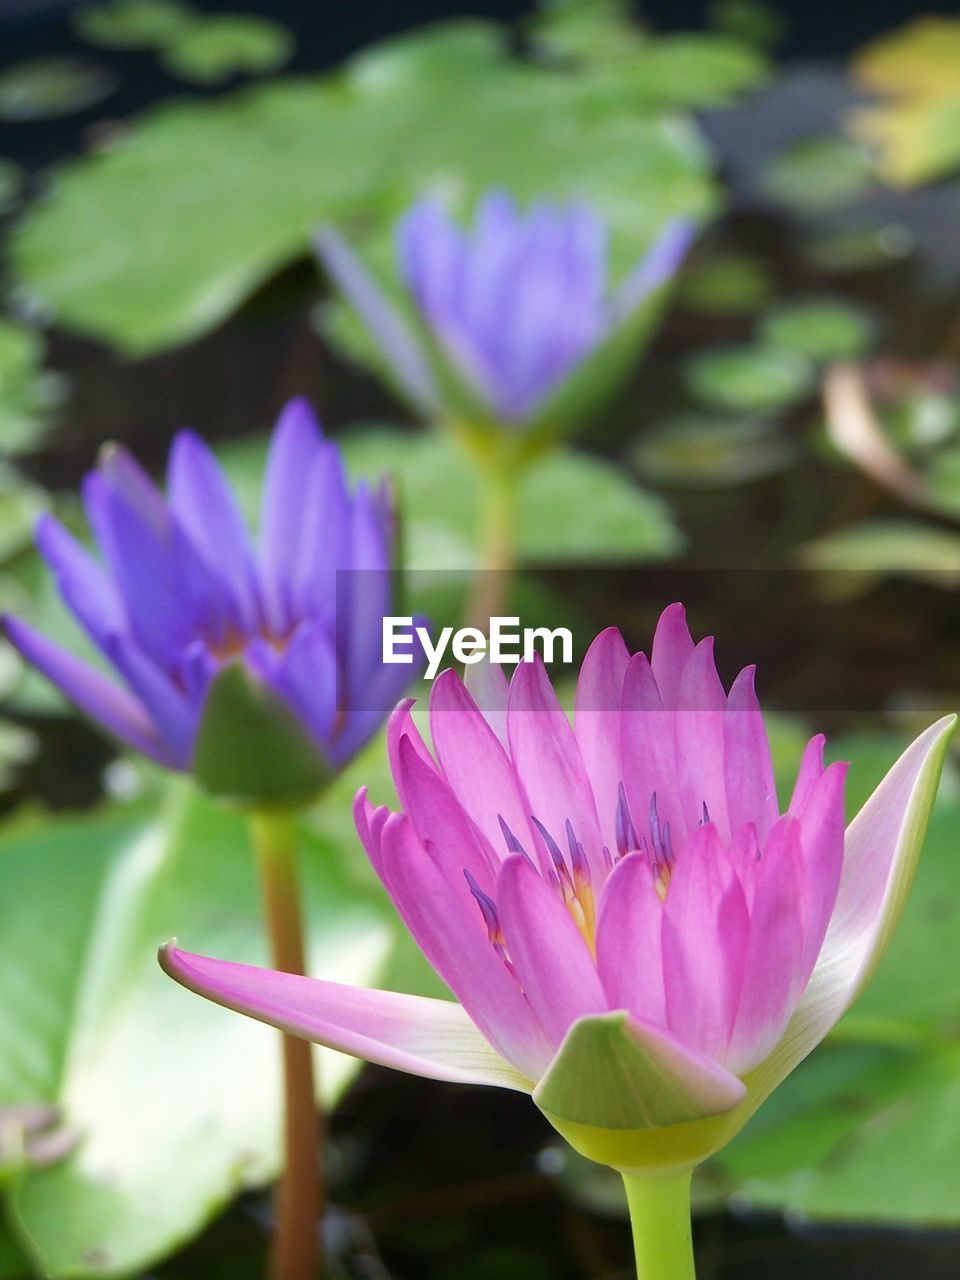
[{"x1": 252, "y1": 810, "x2": 323, "y2": 1280}]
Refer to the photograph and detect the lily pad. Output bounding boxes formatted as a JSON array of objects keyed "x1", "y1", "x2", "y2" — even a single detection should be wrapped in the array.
[
  {"x1": 532, "y1": 1, "x2": 767, "y2": 111},
  {"x1": 217, "y1": 427, "x2": 681, "y2": 572},
  {"x1": 678, "y1": 251, "x2": 773, "y2": 316},
  {"x1": 0, "y1": 58, "x2": 118, "y2": 121},
  {"x1": 9, "y1": 21, "x2": 715, "y2": 355},
  {"x1": 850, "y1": 18, "x2": 960, "y2": 185},
  {"x1": 708, "y1": 0, "x2": 785, "y2": 50},
  {"x1": 800, "y1": 520, "x2": 960, "y2": 590},
  {"x1": 632, "y1": 414, "x2": 794, "y2": 487},
  {"x1": 0, "y1": 320, "x2": 65, "y2": 455},
  {"x1": 161, "y1": 15, "x2": 294, "y2": 85},
  {"x1": 763, "y1": 135, "x2": 873, "y2": 212},
  {"x1": 0, "y1": 771, "x2": 395, "y2": 1277},
  {"x1": 758, "y1": 299, "x2": 875, "y2": 362},
  {"x1": 0, "y1": 463, "x2": 46, "y2": 564},
  {"x1": 73, "y1": 0, "x2": 196, "y2": 49},
  {"x1": 0, "y1": 160, "x2": 23, "y2": 216},
  {"x1": 683, "y1": 344, "x2": 815, "y2": 413}
]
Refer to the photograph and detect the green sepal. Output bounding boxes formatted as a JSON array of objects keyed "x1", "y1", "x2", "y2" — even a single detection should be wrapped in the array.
[
  {"x1": 533, "y1": 1012, "x2": 746, "y2": 1173},
  {"x1": 191, "y1": 661, "x2": 330, "y2": 806}
]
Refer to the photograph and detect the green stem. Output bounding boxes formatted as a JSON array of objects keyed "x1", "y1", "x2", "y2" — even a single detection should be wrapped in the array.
[
  {"x1": 251, "y1": 809, "x2": 323, "y2": 1280},
  {"x1": 622, "y1": 1170, "x2": 696, "y2": 1280},
  {"x1": 463, "y1": 453, "x2": 519, "y2": 629}
]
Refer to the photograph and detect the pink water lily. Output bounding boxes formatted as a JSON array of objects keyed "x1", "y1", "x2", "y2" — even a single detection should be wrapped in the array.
[{"x1": 161, "y1": 605, "x2": 955, "y2": 1173}]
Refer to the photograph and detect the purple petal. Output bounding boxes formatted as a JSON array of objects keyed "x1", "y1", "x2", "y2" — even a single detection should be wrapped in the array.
[
  {"x1": 167, "y1": 430, "x2": 260, "y2": 633},
  {"x1": 316, "y1": 224, "x2": 441, "y2": 417},
  {"x1": 608, "y1": 219, "x2": 695, "y2": 326},
  {"x1": 35, "y1": 514, "x2": 124, "y2": 652},
  {"x1": 101, "y1": 630, "x2": 197, "y2": 767},
  {"x1": 160, "y1": 944, "x2": 533, "y2": 1090},
  {"x1": 3, "y1": 616, "x2": 172, "y2": 764},
  {"x1": 259, "y1": 399, "x2": 325, "y2": 635}
]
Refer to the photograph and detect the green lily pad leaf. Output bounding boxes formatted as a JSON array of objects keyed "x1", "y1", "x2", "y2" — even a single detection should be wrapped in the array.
[
  {"x1": 0, "y1": 320, "x2": 65, "y2": 456},
  {"x1": 708, "y1": 0, "x2": 786, "y2": 50},
  {"x1": 10, "y1": 20, "x2": 715, "y2": 355},
  {"x1": 678, "y1": 251, "x2": 773, "y2": 316},
  {"x1": 161, "y1": 15, "x2": 294, "y2": 85},
  {"x1": 800, "y1": 520, "x2": 960, "y2": 589},
  {"x1": 763, "y1": 135, "x2": 873, "y2": 212},
  {"x1": 0, "y1": 58, "x2": 118, "y2": 121},
  {"x1": 0, "y1": 160, "x2": 23, "y2": 216},
  {"x1": 532, "y1": 1, "x2": 766, "y2": 111},
  {"x1": 924, "y1": 446, "x2": 960, "y2": 518},
  {"x1": 758, "y1": 300, "x2": 875, "y2": 362},
  {"x1": 338, "y1": 429, "x2": 681, "y2": 569},
  {"x1": 632, "y1": 414, "x2": 794, "y2": 487},
  {"x1": 73, "y1": 0, "x2": 197, "y2": 49},
  {"x1": 0, "y1": 1222, "x2": 28, "y2": 1278},
  {"x1": 0, "y1": 777, "x2": 394, "y2": 1277},
  {"x1": 802, "y1": 220, "x2": 914, "y2": 273},
  {"x1": 0, "y1": 463, "x2": 45, "y2": 564},
  {"x1": 683, "y1": 344, "x2": 815, "y2": 413}
]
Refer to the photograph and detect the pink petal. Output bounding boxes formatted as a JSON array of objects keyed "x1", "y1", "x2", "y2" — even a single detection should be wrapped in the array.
[
  {"x1": 789, "y1": 734, "x2": 825, "y2": 816},
  {"x1": 650, "y1": 602, "x2": 695, "y2": 708},
  {"x1": 496, "y1": 854, "x2": 608, "y2": 1050},
  {"x1": 595, "y1": 851, "x2": 666, "y2": 1026},
  {"x1": 160, "y1": 944, "x2": 532, "y2": 1090},
  {"x1": 662, "y1": 823, "x2": 749, "y2": 1063},
  {"x1": 508, "y1": 658, "x2": 604, "y2": 881},
  {"x1": 463, "y1": 658, "x2": 510, "y2": 749},
  {"x1": 394, "y1": 732, "x2": 499, "y2": 891},
  {"x1": 746, "y1": 715, "x2": 955, "y2": 1108},
  {"x1": 574, "y1": 627, "x2": 630, "y2": 852},
  {"x1": 429, "y1": 669, "x2": 536, "y2": 863},
  {"x1": 726, "y1": 816, "x2": 806, "y2": 1073},
  {"x1": 621, "y1": 652, "x2": 686, "y2": 848},
  {"x1": 386, "y1": 699, "x2": 437, "y2": 811},
  {"x1": 796, "y1": 760, "x2": 848, "y2": 982},
  {"x1": 377, "y1": 814, "x2": 553, "y2": 1080},
  {"x1": 724, "y1": 665, "x2": 778, "y2": 845},
  {"x1": 675, "y1": 637, "x2": 730, "y2": 841}
]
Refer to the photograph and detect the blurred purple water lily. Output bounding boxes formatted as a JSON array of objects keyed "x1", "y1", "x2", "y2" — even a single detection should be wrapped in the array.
[
  {"x1": 4, "y1": 400, "x2": 410, "y2": 794},
  {"x1": 316, "y1": 192, "x2": 693, "y2": 430}
]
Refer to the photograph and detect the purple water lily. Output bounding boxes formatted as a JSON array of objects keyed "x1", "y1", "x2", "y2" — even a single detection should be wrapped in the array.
[
  {"x1": 4, "y1": 399, "x2": 409, "y2": 782},
  {"x1": 316, "y1": 192, "x2": 693, "y2": 428}
]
